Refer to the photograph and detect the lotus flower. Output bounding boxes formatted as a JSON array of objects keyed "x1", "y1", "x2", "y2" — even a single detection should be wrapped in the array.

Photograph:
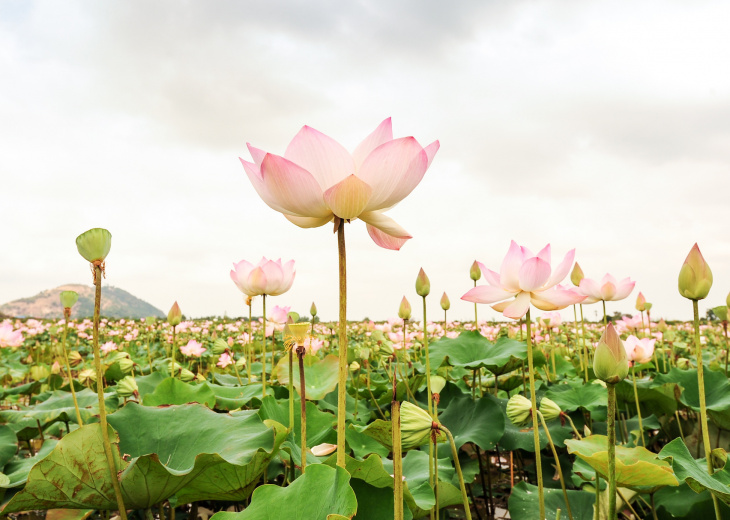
[
  {"x1": 240, "y1": 118, "x2": 439, "y2": 250},
  {"x1": 461, "y1": 241, "x2": 585, "y2": 319},
  {"x1": 578, "y1": 274, "x2": 635, "y2": 304},
  {"x1": 0, "y1": 322, "x2": 23, "y2": 348},
  {"x1": 180, "y1": 339, "x2": 206, "y2": 357},
  {"x1": 623, "y1": 335, "x2": 656, "y2": 364},
  {"x1": 217, "y1": 352, "x2": 233, "y2": 368},
  {"x1": 230, "y1": 257, "x2": 295, "y2": 297}
]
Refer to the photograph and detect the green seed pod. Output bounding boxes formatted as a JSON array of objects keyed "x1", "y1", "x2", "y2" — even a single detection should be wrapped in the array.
[
  {"x1": 180, "y1": 368, "x2": 195, "y2": 382},
  {"x1": 235, "y1": 357, "x2": 247, "y2": 370},
  {"x1": 678, "y1": 243, "x2": 713, "y2": 301},
  {"x1": 593, "y1": 323, "x2": 629, "y2": 384},
  {"x1": 76, "y1": 228, "x2": 112, "y2": 263},
  {"x1": 349, "y1": 361, "x2": 360, "y2": 372},
  {"x1": 506, "y1": 395, "x2": 532, "y2": 427},
  {"x1": 284, "y1": 323, "x2": 310, "y2": 345},
  {"x1": 212, "y1": 338, "x2": 228, "y2": 355},
  {"x1": 644, "y1": 302, "x2": 653, "y2": 312},
  {"x1": 431, "y1": 375, "x2": 447, "y2": 395},
  {"x1": 415, "y1": 268, "x2": 430, "y2": 297},
  {"x1": 400, "y1": 401, "x2": 435, "y2": 450},
  {"x1": 117, "y1": 357, "x2": 135, "y2": 375},
  {"x1": 117, "y1": 375, "x2": 138, "y2": 398},
  {"x1": 539, "y1": 397, "x2": 562, "y2": 422},
  {"x1": 168, "y1": 301, "x2": 182, "y2": 326},
  {"x1": 713, "y1": 306, "x2": 728, "y2": 323},
  {"x1": 60, "y1": 290, "x2": 79, "y2": 309}
]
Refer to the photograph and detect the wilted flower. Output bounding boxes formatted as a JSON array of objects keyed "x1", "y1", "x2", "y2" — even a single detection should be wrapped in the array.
[{"x1": 311, "y1": 443, "x2": 337, "y2": 457}]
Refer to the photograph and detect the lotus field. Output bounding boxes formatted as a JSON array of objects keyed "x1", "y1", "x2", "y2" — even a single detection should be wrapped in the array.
[{"x1": 3, "y1": 120, "x2": 730, "y2": 520}]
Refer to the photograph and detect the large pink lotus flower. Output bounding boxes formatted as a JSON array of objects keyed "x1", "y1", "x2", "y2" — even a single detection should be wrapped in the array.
[
  {"x1": 578, "y1": 274, "x2": 635, "y2": 304},
  {"x1": 461, "y1": 241, "x2": 585, "y2": 319},
  {"x1": 240, "y1": 118, "x2": 439, "y2": 250},
  {"x1": 0, "y1": 322, "x2": 23, "y2": 348},
  {"x1": 230, "y1": 257, "x2": 295, "y2": 297},
  {"x1": 180, "y1": 339, "x2": 206, "y2": 357},
  {"x1": 623, "y1": 335, "x2": 656, "y2": 364}
]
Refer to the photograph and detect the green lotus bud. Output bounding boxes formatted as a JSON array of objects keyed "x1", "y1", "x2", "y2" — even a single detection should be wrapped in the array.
[
  {"x1": 400, "y1": 401, "x2": 436, "y2": 450},
  {"x1": 117, "y1": 376, "x2": 138, "y2": 398},
  {"x1": 76, "y1": 228, "x2": 112, "y2": 263},
  {"x1": 714, "y1": 306, "x2": 729, "y2": 323},
  {"x1": 415, "y1": 268, "x2": 430, "y2": 297},
  {"x1": 310, "y1": 302, "x2": 317, "y2": 317},
  {"x1": 60, "y1": 290, "x2": 79, "y2": 309},
  {"x1": 440, "y1": 292, "x2": 450, "y2": 311},
  {"x1": 470, "y1": 261, "x2": 481, "y2": 282},
  {"x1": 180, "y1": 368, "x2": 195, "y2": 382},
  {"x1": 349, "y1": 361, "x2": 360, "y2": 372},
  {"x1": 431, "y1": 375, "x2": 447, "y2": 395},
  {"x1": 506, "y1": 395, "x2": 532, "y2": 427},
  {"x1": 657, "y1": 319, "x2": 668, "y2": 333},
  {"x1": 168, "y1": 301, "x2": 182, "y2": 326},
  {"x1": 570, "y1": 262, "x2": 584, "y2": 286},
  {"x1": 398, "y1": 296, "x2": 412, "y2": 320},
  {"x1": 539, "y1": 397, "x2": 562, "y2": 422},
  {"x1": 635, "y1": 292, "x2": 646, "y2": 312},
  {"x1": 212, "y1": 338, "x2": 228, "y2": 355},
  {"x1": 593, "y1": 323, "x2": 629, "y2": 384},
  {"x1": 678, "y1": 243, "x2": 713, "y2": 300},
  {"x1": 284, "y1": 323, "x2": 310, "y2": 345},
  {"x1": 727, "y1": 291, "x2": 730, "y2": 309}
]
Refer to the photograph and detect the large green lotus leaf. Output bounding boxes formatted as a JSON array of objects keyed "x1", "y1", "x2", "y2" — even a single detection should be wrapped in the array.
[
  {"x1": 141, "y1": 377, "x2": 216, "y2": 407},
  {"x1": 274, "y1": 354, "x2": 339, "y2": 400},
  {"x1": 348, "y1": 480, "x2": 413, "y2": 520},
  {"x1": 615, "y1": 379, "x2": 679, "y2": 416},
  {"x1": 320, "y1": 385, "x2": 373, "y2": 426},
  {"x1": 508, "y1": 481, "x2": 597, "y2": 520},
  {"x1": 429, "y1": 331, "x2": 528, "y2": 375},
  {"x1": 438, "y1": 394, "x2": 504, "y2": 450},
  {"x1": 257, "y1": 395, "x2": 336, "y2": 447},
  {"x1": 497, "y1": 397, "x2": 574, "y2": 451},
  {"x1": 0, "y1": 389, "x2": 117, "y2": 427},
  {"x1": 565, "y1": 435, "x2": 678, "y2": 491},
  {"x1": 134, "y1": 371, "x2": 166, "y2": 397},
  {"x1": 654, "y1": 483, "x2": 730, "y2": 519},
  {"x1": 658, "y1": 437, "x2": 730, "y2": 504},
  {"x1": 0, "y1": 380, "x2": 42, "y2": 399},
  {"x1": 45, "y1": 510, "x2": 96, "y2": 520},
  {"x1": 209, "y1": 464, "x2": 357, "y2": 520},
  {"x1": 346, "y1": 424, "x2": 389, "y2": 459},
  {"x1": 655, "y1": 368, "x2": 730, "y2": 412},
  {"x1": 1, "y1": 439, "x2": 58, "y2": 489},
  {"x1": 544, "y1": 383, "x2": 607, "y2": 413},
  {"x1": 402, "y1": 450, "x2": 456, "y2": 509},
  {"x1": 209, "y1": 383, "x2": 272, "y2": 410},
  {"x1": 0, "y1": 425, "x2": 18, "y2": 467}
]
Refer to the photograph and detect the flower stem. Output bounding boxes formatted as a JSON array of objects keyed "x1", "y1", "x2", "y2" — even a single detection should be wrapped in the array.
[
  {"x1": 538, "y1": 411, "x2": 574, "y2": 520},
  {"x1": 602, "y1": 300, "x2": 607, "y2": 326},
  {"x1": 289, "y1": 349, "x2": 295, "y2": 431},
  {"x1": 298, "y1": 346, "x2": 307, "y2": 472},
  {"x1": 336, "y1": 222, "x2": 348, "y2": 468},
  {"x1": 92, "y1": 265, "x2": 127, "y2": 520},
  {"x1": 441, "y1": 426, "x2": 472, "y2": 520},
  {"x1": 631, "y1": 365, "x2": 645, "y2": 446},
  {"x1": 61, "y1": 317, "x2": 83, "y2": 426},
  {"x1": 473, "y1": 281, "x2": 478, "y2": 327},
  {"x1": 580, "y1": 304, "x2": 589, "y2": 382},
  {"x1": 693, "y1": 299, "x2": 722, "y2": 520},
  {"x1": 607, "y1": 383, "x2": 617, "y2": 520},
  {"x1": 262, "y1": 294, "x2": 267, "y2": 395},
  {"x1": 247, "y1": 299, "x2": 253, "y2": 382},
  {"x1": 392, "y1": 399, "x2": 403, "y2": 520},
  {"x1": 170, "y1": 326, "x2": 177, "y2": 378},
  {"x1": 525, "y1": 308, "x2": 545, "y2": 520}
]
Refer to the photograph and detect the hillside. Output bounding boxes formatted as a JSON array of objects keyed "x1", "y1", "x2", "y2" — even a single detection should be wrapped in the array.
[{"x1": 0, "y1": 284, "x2": 165, "y2": 319}]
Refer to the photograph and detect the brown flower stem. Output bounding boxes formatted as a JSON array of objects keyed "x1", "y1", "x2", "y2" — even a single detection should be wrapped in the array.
[
  {"x1": 298, "y1": 346, "x2": 307, "y2": 472},
  {"x1": 61, "y1": 316, "x2": 83, "y2": 426},
  {"x1": 92, "y1": 265, "x2": 127, "y2": 520},
  {"x1": 336, "y1": 222, "x2": 348, "y2": 468},
  {"x1": 525, "y1": 309, "x2": 545, "y2": 520}
]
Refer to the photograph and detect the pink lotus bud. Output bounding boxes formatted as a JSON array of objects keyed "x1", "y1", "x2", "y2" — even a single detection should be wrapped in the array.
[
  {"x1": 415, "y1": 268, "x2": 430, "y2": 297},
  {"x1": 635, "y1": 292, "x2": 646, "y2": 312},
  {"x1": 440, "y1": 292, "x2": 450, "y2": 311},
  {"x1": 398, "y1": 297, "x2": 412, "y2": 320},
  {"x1": 678, "y1": 244, "x2": 713, "y2": 300},
  {"x1": 593, "y1": 323, "x2": 629, "y2": 384},
  {"x1": 167, "y1": 301, "x2": 182, "y2": 326},
  {"x1": 469, "y1": 261, "x2": 481, "y2": 282}
]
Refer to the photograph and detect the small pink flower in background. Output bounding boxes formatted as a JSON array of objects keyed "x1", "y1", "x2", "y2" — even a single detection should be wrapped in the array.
[
  {"x1": 462, "y1": 241, "x2": 585, "y2": 319},
  {"x1": 230, "y1": 257, "x2": 295, "y2": 297},
  {"x1": 310, "y1": 443, "x2": 337, "y2": 457},
  {"x1": 539, "y1": 311, "x2": 562, "y2": 329},
  {"x1": 0, "y1": 322, "x2": 23, "y2": 348},
  {"x1": 304, "y1": 336, "x2": 325, "y2": 355},
  {"x1": 180, "y1": 339, "x2": 206, "y2": 357},
  {"x1": 217, "y1": 352, "x2": 233, "y2": 368},
  {"x1": 101, "y1": 341, "x2": 117, "y2": 354},
  {"x1": 578, "y1": 274, "x2": 635, "y2": 304},
  {"x1": 623, "y1": 335, "x2": 656, "y2": 364},
  {"x1": 124, "y1": 333, "x2": 134, "y2": 342},
  {"x1": 267, "y1": 305, "x2": 291, "y2": 325}
]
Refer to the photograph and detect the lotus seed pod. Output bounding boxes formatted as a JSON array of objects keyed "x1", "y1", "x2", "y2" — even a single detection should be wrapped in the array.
[
  {"x1": 570, "y1": 262, "x2": 584, "y2": 287},
  {"x1": 195, "y1": 373, "x2": 207, "y2": 383},
  {"x1": 539, "y1": 397, "x2": 562, "y2": 422},
  {"x1": 78, "y1": 368, "x2": 97, "y2": 385},
  {"x1": 284, "y1": 323, "x2": 310, "y2": 345},
  {"x1": 76, "y1": 228, "x2": 112, "y2": 263},
  {"x1": 117, "y1": 375, "x2": 139, "y2": 398},
  {"x1": 415, "y1": 268, "x2": 431, "y2": 297},
  {"x1": 117, "y1": 357, "x2": 135, "y2": 375},
  {"x1": 593, "y1": 323, "x2": 629, "y2": 384},
  {"x1": 440, "y1": 292, "x2": 450, "y2": 311},
  {"x1": 469, "y1": 261, "x2": 481, "y2": 282},
  {"x1": 506, "y1": 395, "x2": 532, "y2": 427},
  {"x1": 180, "y1": 368, "x2": 195, "y2": 382},
  {"x1": 211, "y1": 338, "x2": 228, "y2": 355},
  {"x1": 349, "y1": 361, "x2": 361, "y2": 372},
  {"x1": 431, "y1": 375, "x2": 447, "y2": 395},
  {"x1": 68, "y1": 350, "x2": 83, "y2": 367},
  {"x1": 713, "y1": 306, "x2": 729, "y2": 323},
  {"x1": 677, "y1": 358, "x2": 690, "y2": 369},
  {"x1": 635, "y1": 292, "x2": 646, "y2": 312},
  {"x1": 235, "y1": 356, "x2": 247, "y2": 370},
  {"x1": 644, "y1": 302, "x2": 653, "y2": 312},
  {"x1": 60, "y1": 290, "x2": 79, "y2": 309},
  {"x1": 310, "y1": 302, "x2": 318, "y2": 317},
  {"x1": 678, "y1": 244, "x2": 713, "y2": 300},
  {"x1": 168, "y1": 301, "x2": 182, "y2": 326},
  {"x1": 400, "y1": 401, "x2": 436, "y2": 450},
  {"x1": 398, "y1": 296, "x2": 412, "y2": 320},
  {"x1": 379, "y1": 340, "x2": 394, "y2": 356}
]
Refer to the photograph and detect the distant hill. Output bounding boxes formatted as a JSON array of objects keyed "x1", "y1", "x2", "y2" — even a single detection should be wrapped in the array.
[{"x1": 0, "y1": 284, "x2": 165, "y2": 319}]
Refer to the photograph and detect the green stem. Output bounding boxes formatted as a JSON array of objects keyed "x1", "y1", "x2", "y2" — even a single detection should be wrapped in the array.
[
  {"x1": 580, "y1": 305, "x2": 589, "y2": 382},
  {"x1": 262, "y1": 294, "x2": 267, "y2": 394},
  {"x1": 92, "y1": 265, "x2": 127, "y2": 520},
  {"x1": 289, "y1": 349, "x2": 294, "y2": 431},
  {"x1": 538, "y1": 411, "x2": 573, "y2": 520},
  {"x1": 723, "y1": 323, "x2": 729, "y2": 377},
  {"x1": 423, "y1": 297, "x2": 433, "y2": 415},
  {"x1": 61, "y1": 316, "x2": 83, "y2": 426},
  {"x1": 441, "y1": 426, "x2": 472, "y2": 520},
  {"x1": 525, "y1": 309, "x2": 545, "y2": 520},
  {"x1": 392, "y1": 399, "x2": 403, "y2": 520},
  {"x1": 631, "y1": 365, "x2": 645, "y2": 446},
  {"x1": 298, "y1": 346, "x2": 307, "y2": 472},
  {"x1": 607, "y1": 383, "x2": 617, "y2": 520},
  {"x1": 231, "y1": 350, "x2": 243, "y2": 385},
  {"x1": 171, "y1": 326, "x2": 177, "y2": 378},
  {"x1": 145, "y1": 327, "x2": 153, "y2": 372},
  {"x1": 473, "y1": 280, "x2": 478, "y2": 327},
  {"x1": 247, "y1": 300, "x2": 253, "y2": 382},
  {"x1": 336, "y1": 221, "x2": 348, "y2": 468},
  {"x1": 693, "y1": 299, "x2": 722, "y2": 520}
]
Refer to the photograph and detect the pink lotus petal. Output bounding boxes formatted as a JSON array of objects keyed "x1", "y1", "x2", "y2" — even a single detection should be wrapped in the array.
[
  {"x1": 323, "y1": 174, "x2": 373, "y2": 220},
  {"x1": 461, "y1": 285, "x2": 516, "y2": 304},
  {"x1": 502, "y1": 292, "x2": 532, "y2": 319},
  {"x1": 602, "y1": 281, "x2": 617, "y2": 300},
  {"x1": 352, "y1": 118, "x2": 393, "y2": 169},
  {"x1": 366, "y1": 224, "x2": 409, "y2": 250},
  {"x1": 247, "y1": 143, "x2": 267, "y2": 168},
  {"x1": 424, "y1": 140, "x2": 440, "y2": 169},
  {"x1": 360, "y1": 211, "x2": 412, "y2": 239},
  {"x1": 536, "y1": 244, "x2": 551, "y2": 264},
  {"x1": 240, "y1": 158, "x2": 290, "y2": 215},
  {"x1": 531, "y1": 286, "x2": 585, "y2": 311},
  {"x1": 518, "y1": 258, "x2": 551, "y2": 292},
  {"x1": 260, "y1": 154, "x2": 331, "y2": 218},
  {"x1": 310, "y1": 443, "x2": 337, "y2": 457},
  {"x1": 481, "y1": 264, "x2": 502, "y2": 287},
  {"x1": 491, "y1": 300, "x2": 510, "y2": 313},
  {"x1": 259, "y1": 259, "x2": 286, "y2": 296},
  {"x1": 358, "y1": 137, "x2": 429, "y2": 211},
  {"x1": 500, "y1": 241, "x2": 524, "y2": 292},
  {"x1": 579, "y1": 278, "x2": 602, "y2": 300},
  {"x1": 545, "y1": 249, "x2": 575, "y2": 289},
  {"x1": 248, "y1": 266, "x2": 268, "y2": 295},
  {"x1": 284, "y1": 125, "x2": 355, "y2": 190},
  {"x1": 613, "y1": 278, "x2": 635, "y2": 301},
  {"x1": 283, "y1": 214, "x2": 333, "y2": 228}
]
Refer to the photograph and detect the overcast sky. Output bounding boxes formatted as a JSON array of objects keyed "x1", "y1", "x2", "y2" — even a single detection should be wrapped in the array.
[{"x1": 2, "y1": 0, "x2": 729, "y2": 322}]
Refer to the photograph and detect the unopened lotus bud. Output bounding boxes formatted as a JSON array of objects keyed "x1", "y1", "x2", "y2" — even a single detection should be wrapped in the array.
[
  {"x1": 593, "y1": 323, "x2": 629, "y2": 384},
  {"x1": 180, "y1": 368, "x2": 195, "y2": 382},
  {"x1": 644, "y1": 302, "x2": 653, "y2": 312},
  {"x1": 570, "y1": 263, "x2": 584, "y2": 286},
  {"x1": 398, "y1": 296, "x2": 412, "y2": 320},
  {"x1": 470, "y1": 261, "x2": 481, "y2": 282},
  {"x1": 635, "y1": 292, "x2": 646, "y2": 312},
  {"x1": 60, "y1": 290, "x2": 79, "y2": 310},
  {"x1": 349, "y1": 361, "x2": 360, "y2": 372},
  {"x1": 117, "y1": 376, "x2": 138, "y2": 398},
  {"x1": 212, "y1": 338, "x2": 228, "y2": 355},
  {"x1": 726, "y1": 291, "x2": 730, "y2": 309},
  {"x1": 415, "y1": 268, "x2": 430, "y2": 297},
  {"x1": 310, "y1": 302, "x2": 317, "y2": 317},
  {"x1": 440, "y1": 292, "x2": 450, "y2": 311},
  {"x1": 506, "y1": 395, "x2": 532, "y2": 427},
  {"x1": 51, "y1": 361, "x2": 62, "y2": 375},
  {"x1": 431, "y1": 375, "x2": 447, "y2": 395},
  {"x1": 539, "y1": 397, "x2": 562, "y2": 422},
  {"x1": 68, "y1": 350, "x2": 83, "y2": 367},
  {"x1": 678, "y1": 244, "x2": 713, "y2": 300},
  {"x1": 657, "y1": 319, "x2": 668, "y2": 333},
  {"x1": 714, "y1": 306, "x2": 729, "y2": 323},
  {"x1": 227, "y1": 336, "x2": 234, "y2": 347},
  {"x1": 76, "y1": 228, "x2": 112, "y2": 263},
  {"x1": 168, "y1": 301, "x2": 182, "y2": 326},
  {"x1": 400, "y1": 401, "x2": 436, "y2": 450}
]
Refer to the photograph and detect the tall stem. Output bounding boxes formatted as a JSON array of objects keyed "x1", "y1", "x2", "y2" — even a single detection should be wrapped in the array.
[
  {"x1": 336, "y1": 222, "x2": 348, "y2": 468},
  {"x1": 538, "y1": 411, "x2": 573, "y2": 520},
  {"x1": 392, "y1": 399, "x2": 403, "y2": 520},
  {"x1": 607, "y1": 383, "x2": 617, "y2": 520},
  {"x1": 423, "y1": 297, "x2": 433, "y2": 415},
  {"x1": 61, "y1": 317, "x2": 83, "y2": 426},
  {"x1": 631, "y1": 365, "x2": 645, "y2": 446},
  {"x1": 298, "y1": 346, "x2": 307, "y2": 472},
  {"x1": 473, "y1": 281, "x2": 478, "y2": 327},
  {"x1": 723, "y1": 323, "x2": 729, "y2": 377},
  {"x1": 289, "y1": 349, "x2": 295, "y2": 431},
  {"x1": 247, "y1": 300, "x2": 253, "y2": 382},
  {"x1": 693, "y1": 300, "x2": 722, "y2": 520},
  {"x1": 171, "y1": 326, "x2": 177, "y2": 378},
  {"x1": 441, "y1": 426, "x2": 472, "y2": 520},
  {"x1": 602, "y1": 300, "x2": 607, "y2": 326},
  {"x1": 262, "y1": 294, "x2": 267, "y2": 394},
  {"x1": 525, "y1": 309, "x2": 545, "y2": 520},
  {"x1": 580, "y1": 305, "x2": 589, "y2": 381},
  {"x1": 92, "y1": 265, "x2": 127, "y2": 520}
]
